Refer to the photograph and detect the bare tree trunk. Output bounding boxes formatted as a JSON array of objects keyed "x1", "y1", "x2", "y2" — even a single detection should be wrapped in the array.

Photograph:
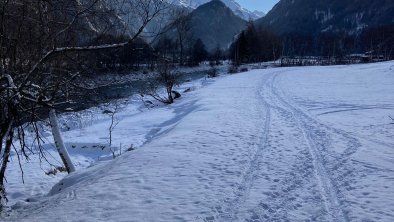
[
  {"x1": 49, "y1": 109, "x2": 75, "y2": 173},
  {"x1": 167, "y1": 87, "x2": 174, "y2": 104},
  {"x1": 0, "y1": 124, "x2": 14, "y2": 206},
  {"x1": 170, "y1": 8, "x2": 191, "y2": 66},
  {"x1": 272, "y1": 44, "x2": 276, "y2": 61}
]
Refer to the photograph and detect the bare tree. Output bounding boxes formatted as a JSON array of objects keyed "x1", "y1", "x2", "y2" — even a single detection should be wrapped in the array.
[
  {"x1": 141, "y1": 62, "x2": 181, "y2": 104},
  {"x1": 0, "y1": 0, "x2": 165, "y2": 206},
  {"x1": 49, "y1": 109, "x2": 76, "y2": 173},
  {"x1": 169, "y1": 8, "x2": 192, "y2": 66},
  {"x1": 106, "y1": 101, "x2": 121, "y2": 158}
]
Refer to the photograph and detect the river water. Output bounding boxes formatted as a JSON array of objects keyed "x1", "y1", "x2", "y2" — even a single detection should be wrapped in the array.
[{"x1": 71, "y1": 69, "x2": 214, "y2": 111}]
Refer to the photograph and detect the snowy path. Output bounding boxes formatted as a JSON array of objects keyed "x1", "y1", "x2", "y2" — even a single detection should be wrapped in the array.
[
  {"x1": 4, "y1": 62, "x2": 394, "y2": 221},
  {"x1": 256, "y1": 72, "x2": 346, "y2": 221},
  {"x1": 215, "y1": 71, "x2": 348, "y2": 221}
]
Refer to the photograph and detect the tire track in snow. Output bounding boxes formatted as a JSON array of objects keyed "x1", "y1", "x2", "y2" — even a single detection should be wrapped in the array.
[
  {"x1": 240, "y1": 73, "x2": 328, "y2": 221},
  {"x1": 269, "y1": 73, "x2": 366, "y2": 202},
  {"x1": 269, "y1": 73, "x2": 347, "y2": 222},
  {"x1": 205, "y1": 76, "x2": 272, "y2": 222}
]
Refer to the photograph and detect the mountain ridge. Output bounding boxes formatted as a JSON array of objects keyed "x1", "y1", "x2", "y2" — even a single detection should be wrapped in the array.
[
  {"x1": 171, "y1": 0, "x2": 265, "y2": 20},
  {"x1": 187, "y1": 0, "x2": 247, "y2": 51},
  {"x1": 256, "y1": 0, "x2": 394, "y2": 35}
]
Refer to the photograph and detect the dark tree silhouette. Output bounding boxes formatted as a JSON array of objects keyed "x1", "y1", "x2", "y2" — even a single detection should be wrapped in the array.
[
  {"x1": 190, "y1": 39, "x2": 208, "y2": 66},
  {"x1": 230, "y1": 24, "x2": 282, "y2": 65}
]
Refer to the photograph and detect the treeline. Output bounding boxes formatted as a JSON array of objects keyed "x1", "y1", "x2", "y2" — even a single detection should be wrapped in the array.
[
  {"x1": 75, "y1": 22, "x2": 394, "y2": 71},
  {"x1": 282, "y1": 25, "x2": 394, "y2": 59},
  {"x1": 80, "y1": 35, "x2": 157, "y2": 74},
  {"x1": 84, "y1": 35, "x2": 222, "y2": 72},
  {"x1": 155, "y1": 37, "x2": 225, "y2": 66},
  {"x1": 229, "y1": 23, "x2": 282, "y2": 65},
  {"x1": 228, "y1": 24, "x2": 393, "y2": 66}
]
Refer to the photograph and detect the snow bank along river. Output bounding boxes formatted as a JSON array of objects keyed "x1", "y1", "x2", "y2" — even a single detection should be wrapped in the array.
[{"x1": 3, "y1": 61, "x2": 394, "y2": 221}]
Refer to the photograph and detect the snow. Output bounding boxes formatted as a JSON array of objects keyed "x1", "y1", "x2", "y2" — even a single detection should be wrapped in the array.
[
  {"x1": 2, "y1": 61, "x2": 394, "y2": 221},
  {"x1": 171, "y1": 0, "x2": 265, "y2": 20},
  {"x1": 2, "y1": 74, "x2": 210, "y2": 208}
]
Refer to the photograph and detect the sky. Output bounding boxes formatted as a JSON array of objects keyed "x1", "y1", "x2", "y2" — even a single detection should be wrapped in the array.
[{"x1": 237, "y1": 0, "x2": 279, "y2": 13}]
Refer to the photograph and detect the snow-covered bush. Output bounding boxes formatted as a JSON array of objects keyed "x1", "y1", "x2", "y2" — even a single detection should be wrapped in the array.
[
  {"x1": 141, "y1": 64, "x2": 181, "y2": 104},
  {"x1": 240, "y1": 67, "x2": 249, "y2": 72},
  {"x1": 207, "y1": 67, "x2": 219, "y2": 78},
  {"x1": 228, "y1": 65, "x2": 239, "y2": 74}
]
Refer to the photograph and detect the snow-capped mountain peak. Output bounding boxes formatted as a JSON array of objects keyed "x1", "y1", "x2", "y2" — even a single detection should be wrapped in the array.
[{"x1": 170, "y1": 0, "x2": 265, "y2": 20}]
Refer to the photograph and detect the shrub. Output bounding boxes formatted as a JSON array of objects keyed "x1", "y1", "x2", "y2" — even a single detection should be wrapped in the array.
[
  {"x1": 228, "y1": 65, "x2": 239, "y2": 74},
  {"x1": 141, "y1": 63, "x2": 181, "y2": 104},
  {"x1": 207, "y1": 67, "x2": 218, "y2": 78},
  {"x1": 240, "y1": 67, "x2": 249, "y2": 72}
]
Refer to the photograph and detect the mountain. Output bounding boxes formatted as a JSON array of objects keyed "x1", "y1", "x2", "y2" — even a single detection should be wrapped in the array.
[
  {"x1": 252, "y1": 10, "x2": 266, "y2": 18},
  {"x1": 171, "y1": 0, "x2": 265, "y2": 20},
  {"x1": 187, "y1": 0, "x2": 247, "y2": 51},
  {"x1": 256, "y1": 0, "x2": 394, "y2": 35}
]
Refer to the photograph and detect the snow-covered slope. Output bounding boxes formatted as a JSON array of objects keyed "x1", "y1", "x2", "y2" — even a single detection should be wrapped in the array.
[
  {"x1": 171, "y1": 0, "x2": 265, "y2": 20},
  {"x1": 256, "y1": 0, "x2": 394, "y2": 34},
  {"x1": 3, "y1": 62, "x2": 394, "y2": 221}
]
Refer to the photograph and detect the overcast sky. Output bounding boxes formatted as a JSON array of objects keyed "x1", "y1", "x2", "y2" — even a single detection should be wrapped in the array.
[{"x1": 237, "y1": 0, "x2": 279, "y2": 13}]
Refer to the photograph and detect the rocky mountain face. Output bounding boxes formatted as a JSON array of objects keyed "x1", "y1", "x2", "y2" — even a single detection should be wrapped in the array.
[
  {"x1": 187, "y1": 0, "x2": 248, "y2": 51},
  {"x1": 256, "y1": 0, "x2": 394, "y2": 35},
  {"x1": 171, "y1": 0, "x2": 265, "y2": 20}
]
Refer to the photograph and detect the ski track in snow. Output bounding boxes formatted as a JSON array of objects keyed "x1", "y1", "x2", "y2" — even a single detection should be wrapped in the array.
[
  {"x1": 3, "y1": 62, "x2": 394, "y2": 222},
  {"x1": 269, "y1": 73, "x2": 347, "y2": 222},
  {"x1": 204, "y1": 65, "x2": 393, "y2": 221},
  {"x1": 210, "y1": 74, "x2": 272, "y2": 222},
  {"x1": 209, "y1": 71, "x2": 351, "y2": 222}
]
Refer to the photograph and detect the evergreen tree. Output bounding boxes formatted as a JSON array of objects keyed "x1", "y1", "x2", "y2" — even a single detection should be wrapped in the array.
[
  {"x1": 212, "y1": 45, "x2": 223, "y2": 64},
  {"x1": 230, "y1": 25, "x2": 282, "y2": 65},
  {"x1": 190, "y1": 38, "x2": 208, "y2": 66}
]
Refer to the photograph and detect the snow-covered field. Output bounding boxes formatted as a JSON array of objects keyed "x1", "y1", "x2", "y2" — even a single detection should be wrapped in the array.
[{"x1": 2, "y1": 61, "x2": 394, "y2": 221}]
